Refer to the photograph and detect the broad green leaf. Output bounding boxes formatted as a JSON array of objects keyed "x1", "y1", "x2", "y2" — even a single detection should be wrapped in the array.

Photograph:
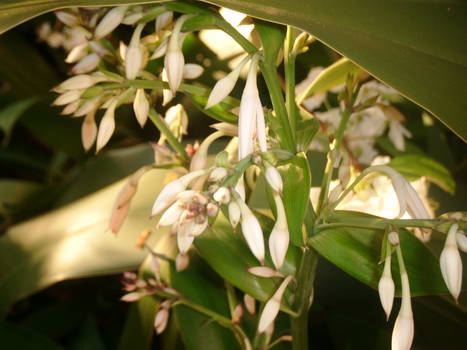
[
  {"x1": 277, "y1": 152, "x2": 311, "y2": 246},
  {"x1": 0, "y1": 167, "x2": 172, "y2": 315},
  {"x1": 0, "y1": 97, "x2": 39, "y2": 145},
  {"x1": 388, "y1": 155, "x2": 455, "y2": 194},
  {"x1": 254, "y1": 19, "x2": 286, "y2": 65},
  {"x1": 295, "y1": 116, "x2": 320, "y2": 152},
  {"x1": 171, "y1": 266, "x2": 240, "y2": 350},
  {"x1": 118, "y1": 296, "x2": 159, "y2": 350},
  {"x1": 0, "y1": 320, "x2": 64, "y2": 350},
  {"x1": 297, "y1": 58, "x2": 362, "y2": 102},
  {"x1": 309, "y1": 210, "x2": 449, "y2": 296}
]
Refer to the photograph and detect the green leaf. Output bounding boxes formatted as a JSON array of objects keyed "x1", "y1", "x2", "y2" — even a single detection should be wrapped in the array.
[
  {"x1": 309, "y1": 210, "x2": 449, "y2": 296},
  {"x1": 171, "y1": 266, "x2": 240, "y2": 350},
  {"x1": 297, "y1": 58, "x2": 362, "y2": 102},
  {"x1": 254, "y1": 19, "x2": 286, "y2": 65},
  {"x1": 388, "y1": 155, "x2": 455, "y2": 194},
  {"x1": 118, "y1": 296, "x2": 159, "y2": 350},
  {"x1": 295, "y1": 116, "x2": 320, "y2": 152},
  {"x1": 0, "y1": 179, "x2": 42, "y2": 218},
  {"x1": 0, "y1": 97, "x2": 39, "y2": 145},
  {"x1": 277, "y1": 152, "x2": 311, "y2": 246},
  {"x1": 0, "y1": 320, "x2": 64, "y2": 350}
]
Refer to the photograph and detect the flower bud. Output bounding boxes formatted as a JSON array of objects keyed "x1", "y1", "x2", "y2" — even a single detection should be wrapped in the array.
[
  {"x1": 269, "y1": 194, "x2": 289, "y2": 270},
  {"x1": 183, "y1": 63, "x2": 204, "y2": 80},
  {"x1": 65, "y1": 43, "x2": 88, "y2": 63},
  {"x1": 258, "y1": 275, "x2": 293, "y2": 334},
  {"x1": 388, "y1": 231, "x2": 400, "y2": 246},
  {"x1": 228, "y1": 201, "x2": 241, "y2": 228},
  {"x1": 158, "y1": 201, "x2": 183, "y2": 227},
  {"x1": 232, "y1": 304, "x2": 243, "y2": 324},
  {"x1": 378, "y1": 253, "x2": 395, "y2": 320},
  {"x1": 121, "y1": 291, "x2": 144, "y2": 302},
  {"x1": 213, "y1": 187, "x2": 231, "y2": 204},
  {"x1": 247, "y1": 266, "x2": 283, "y2": 278},
  {"x1": 55, "y1": 11, "x2": 80, "y2": 26},
  {"x1": 151, "y1": 170, "x2": 206, "y2": 217},
  {"x1": 207, "y1": 202, "x2": 219, "y2": 217},
  {"x1": 457, "y1": 232, "x2": 467, "y2": 253},
  {"x1": 154, "y1": 307, "x2": 169, "y2": 334},
  {"x1": 238, "y1": 198, "x2": 265, "y2": 264},
  {"x1": 94, "y1": 6, "x2": 128, "y2": 39},
  {"x1": 177, "y1": 219, "x2": 196, "y2": 254},
  {"x1": 71, "y1": 53, "x2": 100, "y2": 74},
  {"x1": 156, "y1": 11, "x2": 173, "y2": 34},
  {"x1": 176, "y1": 253, "x2": 190, "y2": 272},
  {"x1": 133, "y1": 88, "x2": 149, "y2": 127},
  {"x1": 205, "y1": 55, "x2": 249, "y2": 109},
  {"x1": 61, "y1": 100, "x2": 81, "y2": 115},
  {"x1": 244, "y1": 294, "x2": 256, "y2": 314},
  {"x1": 96, "y1": 98, "x2": 118, "y2": 153},
  {"x1": 190, "y1": 131, "x2": 224, "y2": 172},
  {"x1": 440, "y1": 223, "x2": 463, "y2": 302},
  {"x1": 391, "y1": 270, "x2": 413, "y2": 350},
  {"x1": 81, "y1": 110, "x2": 97, "y2": 151},
  {"x1": 150, "y1": 38, "x2": 168, "y2": 60},
  {"x1": 52, "y1": 89, "x2": 84, "y2": 106},
  {"x1": 209, "y1": 167, "x2": 228, "y2": 182},
  {"x1": 125, "y1": 24, "x2": 144, "y2": 79},
  {"x1": 150, "y1": 254, "x2": 160, "y2": 280},
  {"x1": 57, "y1": 74, "x2": 97, "y2": 90},
  {"x1": 265, "y1": 164, "x2": 283, "y2": 194},
  {"x1": 164, "y1": 15, "x2": 188, "y2": 93}
]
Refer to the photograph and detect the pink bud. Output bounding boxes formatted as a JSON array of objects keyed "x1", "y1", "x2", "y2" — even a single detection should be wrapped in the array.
[
  {"x1": 81, "y1": 110, "x2": 97, "y2": 151},
  {"x1": 244, "y1": 294, "x2": 256, "y2": 314},
  {"x1": 247, "y1": 266, "x2": 283, "y2": 278},
  {"x1": 154, "y1": 307, "x2": 169, "y2": 334},
  {"x1": 232, "y1": 304, "x2": 243, "y2": 323},
  {"x1": 121, "y1": 291, "x2": 143, "y2": 302},
  {"x1": 176, "y1": 253, "x2": 190, "y2": 272}
]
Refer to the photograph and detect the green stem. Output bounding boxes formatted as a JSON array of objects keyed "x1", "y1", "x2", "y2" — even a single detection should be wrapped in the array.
[
  {"x1": 284, "y1": 26, "x2": 297, "y2": 137},
  {"x1": 148, "y1": 109, "x2": 189, "y2": 163},
  {"x1": 260, "y1": 61, "x2": 296, "y2": 153},
  {"x1": 291, "y1": 248, "x2": 318, "y2": 350}
]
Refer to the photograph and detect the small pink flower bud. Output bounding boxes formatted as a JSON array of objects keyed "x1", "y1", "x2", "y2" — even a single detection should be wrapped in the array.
[
  {"x1": 213, "y1": 187, "x2": 231, "y2": 204},
  {"x1": 176, "y1": 253, "x2": 190, "y2": 272},
  {"x1": 440, "y1": 223, "x2": 463, "y2": 302},
  {"x1": 232, "y1": 304, "x2": 243, "y2": 324},
  {"x1": 238, "y1": 198, "x2": 265, "y2": 264},
  {"x1": 81, "y1": 110, "x2": 97, "y2": 152},
  {"x1": 183, "y1": 64, "x2": 204, "y2": 79},
  {"x1": 388, "y1": 231, "x2": 400, "y2": 246},
  {"x1": 244, "y1": 294, "x2": 256, "y2": 314},
  {"x1": 378, "y1": 253, "x2": 395, "y2": 320},
  {"x1": 150, "y1": 170, "x2": 206, "y2": 216},
  {"x1": 228, "y1": 201, "x2": 241, "y2": 228},
  {"x1": 265, "y1": 164, "x2": 283, "y2": 194},
  {"x1": 133, "y1": 88, "x2": 149, "y2": 127},
  {"x1": 94, "y1": 6, "x2": 128, "y2": 39},
  {"x1": 269, "y1": 194, "x2": 289, "y2": 270},
  {"x1": 154, "y1": 307, "x2": 169, "y2": 334},
  {"x1": 96, "y1": 98, "x2": 118, "y2": 153},
  {"x1": 258, "y1": 275, "x2": 293, "y2": 334},
  {"x1": 247, "y1": 266, "x2": 284, "y2": 278},
  {"x1": 71, "y1": 53, "x2": 100, "y2": 74}
]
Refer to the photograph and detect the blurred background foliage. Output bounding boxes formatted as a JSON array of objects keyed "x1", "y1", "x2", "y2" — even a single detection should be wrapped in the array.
[{"x1": 0, "y1": 8, "x2": 466, "y2": 350}]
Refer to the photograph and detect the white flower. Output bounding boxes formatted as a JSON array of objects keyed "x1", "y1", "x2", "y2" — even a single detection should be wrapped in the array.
[
  {"x1": 213, "y1": 187, "x2": 231, "y2": 204},
  {"x1": 265, "y1": 163, "x2": 283, "y2": 194},
  {"x1": 57, "y1": 74, "x2": 97, "y2": 90},
  {"x1": 391, "y1": 271, "x2": 414, "y2": 350},
  {"x1": 55, "y1": 11, "x2": 79, "y2": 27},
  {"x1": 389, "y1": 120, "x2": 412, "y2": 151},
  {"x1": 96, "y1": 97, "x2": 118, "y2": 153},
  {"x1": 457, "y1": 231, "x2": 467, "y2": 253},
  {"x1": 257, "y1": 275, "x2": 293, "y2": 334},
  {"x1": 269, "y1": 193, "x2": 289, "y2": 270},
  {"x1": 65, "y1": 43, "x2": 88, "y2": 63},
  {"x1": 378, "y1": 251, "x2": 395, "y2": 320},
  {"x1": 164, "y1": 15, "x2": 189, "y2": 93},
  {"x1": 94, "y1": 6, "x2": 128, "y2": 39},
  {"x1": 237, "y1": 197, "x2": 265, "y2": 264},
  {"x1": 440, "y1": 223, "x2": 463, "y2": 302},
  {"x1": 133, "y1": 88, "x2": 149, "y2": 127},
  {"x1": 209, "y1": 168, "x2": 228, "y2": 182},
  {"x1": 190, "y1": 131, "x2": 224, "y2": 171},
  {"x1": 71, "y1": 53, "x2": 100, "y2": 74},
  {"x1": 206, "y1": 55, "x2": 250, "y2": 109}
]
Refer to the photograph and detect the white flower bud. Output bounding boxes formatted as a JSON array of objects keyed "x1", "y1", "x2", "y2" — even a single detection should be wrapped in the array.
[
  {"x1": 52, "y1": 89, "x2": 84, "y2": 106},
  {"x1": 71, "y1": 53, "x2": 100, "y2": 74},
  {"x1": 133, "y1": 88, "x2": 149, "y2": 127},
  {"x1": 440, "y1": 223, "x2": 463, "y2": 302},
  {"x1": 457, "y1": 232, "x2": 467, "y2": 253},
  {"x1": 391, "y1": 271, "x2": 413, "y2": 350},
  {"x1": 122, "y1": 12, "x2": 143, "y2": 25},
  {"x1": 154, "y1": 307, "x2": 169, "y2": 334},
  {"x1": 205, "y1": 55, "x2": 249, "y2": 109},
  {"x1": 258, "y1": 275, "x2": 293, "y2": 334},
  {"x1": 238, "y1": 198, "x2": 265, "y2": 264},
  {"x1": 96, "y1": 98, "x2": 118, "y2": 153},
  {"x1": 269, "y1": 194, "x2": 289, "y2": 270},
  {"x1": 209, "y1": 167, "x2": 228, "y2": 182},
  {"x1": 165, "y1": 104, "x2": 188, "y2": 136},
  {"x1": 65, "y1": 43, "x2": 88, "y2": 63},
  {"x1": 94, "y1": 6, "x2": 128, "y2": 39},
  {"x1": 388, "y1": 231, "x2": 400, "y2": 246},
  {"x1": 183, "y1": 63, "x2": 204, "y2": 79},
  {"x1": 389, "y1": 120, "x2": 412, "y2": 152},
  {"x1": 247, "y1": 266, "x2": 283, "y2": 278},
  {"x1": 265, "y1": 164, "x2": 283, "y2": 194},
  {"x1": 164, "y1": 15, "x2": 188, "y2": 93},
  {"x1": 150, "y1": 254, "x2": 160, "y2": 280},
  {"x1": 46, "y1": 32, "x2": 64, "y2": 48},
  {"x1": 156, "y1": 11, "x2": 173, "y2": 34},
  {"x1": 244, "y1": 294, "x2": 256, "y2": 314},
  {"x1": 74, "y1": 96, "x2": 102, "y2": 117},
  {"x1": 158, "y1": 201, "x2": 183, "y2": 227},
  {"x1": 213, "y1": 187, "x2": 231, "y2": 204},
  {"x1": 192, "y1": 219, "x2": 208, "y2": 237},
  {"x1": 57, "y1": 74, "x2": 97, "y2": 90},
  {"x1": 151, "y1": 170, "x2": 206, "y2": 216},
  {"x1": 55, "y1": 11, "x2": 79, "y2": 26},
  {"x1": 176, "y1": 253, "x2": 190, "y2": 272},
  {"x1": 150, "y1": 38, "x2": 168, "y2": 59},
  {"x1": 378, "y1": 253, "x2": 395, "y2": 321},
  {"x1": 211, "y1": 122, "x2": 238, "y2": 135},
  {"x1": 61, "y1": 100, "x2": 81, "y2": 115},
  {"x1": 81, "y1": 110, "x2": 97, "y2": 152},
  {"x1": 190, "y1": 131, "x2": 224, "y2": 172},
  {"x1": 207, "y1": 202, "x2": 219, "y2": 217},
  {"x1": 121, "y1": 291, "x2": 143, "y2": 302},
  {"x1": 228, "y1": 201, "x2": 241, "y2": 228},
  {"x1": 125, "y1": 24, "x2": 144, "y2": 80}
]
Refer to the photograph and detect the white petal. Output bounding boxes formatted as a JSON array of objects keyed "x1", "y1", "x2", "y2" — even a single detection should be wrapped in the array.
[
  {"x1": 96, "y1": 99, "x2": 117, "y2": 153},
  {"x1": 183, "y1": 63, "x2": 204, "y2": 80},
  {"x1": 238, "y1": 198, "x2": 265, "y2": 264},
  {"x1": 133, "y1": 88, "x2": 149, "y2": 127},
  {"x1": 94, "y1": 6, "x2": 128, "y2": 39}
]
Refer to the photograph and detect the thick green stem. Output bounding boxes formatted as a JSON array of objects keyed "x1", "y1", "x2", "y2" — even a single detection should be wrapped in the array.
[
  {"x1": 284, "y1": 26, "x2": 297, "y2": 137},
  {"x1": 291, "y1": 248, "x2": 318, "y2": 350},
  {"x1": 260, "y1": 61, "x2": 296, "y2": 153},
  {"x1": 148, "y1": 109, "x2": 189, "y2": 163}
]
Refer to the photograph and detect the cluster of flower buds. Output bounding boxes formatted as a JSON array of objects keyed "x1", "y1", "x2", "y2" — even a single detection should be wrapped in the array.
[{"x1": 120, "y1": 270, "x2": 180, "y2": 303}]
